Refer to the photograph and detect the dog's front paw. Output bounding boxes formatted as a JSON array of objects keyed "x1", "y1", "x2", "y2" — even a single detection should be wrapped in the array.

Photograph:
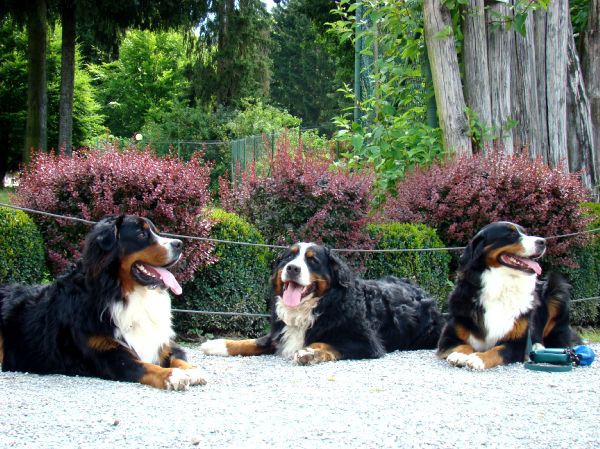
[
  {"x1": 446, "y1": 351, "x2": 471, "y2": 367},
  {"x1": 165, "y1": 368, "x2": 192, "y2": 391},
  {"x1": 200, "y1": 339, "x2": 229, "y2": 356},
  {"x1": 294, "y1": 348, "x2": 318, "y2": 366},
  {"x1": 464, "y1": 353, "x2": 486, "y2": 370},
  {"x1": 183, "y1": 367, "x2": 207, "y2": 386}
]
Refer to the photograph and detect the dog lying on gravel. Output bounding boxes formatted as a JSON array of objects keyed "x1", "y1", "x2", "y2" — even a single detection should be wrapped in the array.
[
  {"x1": 201, "y1": 242, "x2": 443, "y2": 364},
  {"x1": 438, "y1": 222, "x2": 580, "y2": 370},
  {"x1": 0, "y1": 215, "x2": 205, "y2": 390}
]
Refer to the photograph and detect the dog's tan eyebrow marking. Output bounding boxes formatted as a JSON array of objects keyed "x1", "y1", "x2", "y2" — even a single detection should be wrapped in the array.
[
  {"x1": 306, "y1": 249, "x2": 315, "y2": 258},
  {"x1": 291, "y1": 245, "x2": 299, "y2": 254}
]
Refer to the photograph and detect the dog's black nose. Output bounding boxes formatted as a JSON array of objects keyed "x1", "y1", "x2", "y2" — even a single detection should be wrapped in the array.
[
  {"x1": 171, "y1": 239, "x2": 183, "y2": 250},
  {"x1": 535, "y1": 239, "x2": 546, "y2": 251},
  {"x1": 286, "y1": 264, "x2": 301, "y2": 275}
]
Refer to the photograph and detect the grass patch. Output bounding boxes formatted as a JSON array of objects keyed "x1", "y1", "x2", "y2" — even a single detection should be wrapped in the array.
[
  {"x1": 0, "y1": 188, "x2": 14, "y2": 205},
  {"x1": 580, "y1": 328, "x2": 600, "y2": 343}
]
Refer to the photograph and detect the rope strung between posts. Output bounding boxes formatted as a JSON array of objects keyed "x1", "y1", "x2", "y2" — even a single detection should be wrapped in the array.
[
  {"x1": 1, "y1": 202, "x2": 599, "y2": 253},
  {"x1": 1, "y1": 201, "x2": 599, "y2": 318}
]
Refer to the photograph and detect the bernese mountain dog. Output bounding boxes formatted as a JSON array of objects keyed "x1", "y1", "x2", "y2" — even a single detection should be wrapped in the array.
[
  {"x1": 200, "y1": 242, "x2": 443, "y2": 364},
  {"x1": 0, "y1": 215, "x2": 206, "y2": 390},
  {"x1": 437, "y1": 221, "x2": 580, "y2": 370}
]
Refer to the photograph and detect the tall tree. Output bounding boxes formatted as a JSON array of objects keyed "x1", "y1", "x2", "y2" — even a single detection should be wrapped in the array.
[
  {"x1": 427, "y1": 0, "x2": 597, "y2": 192},
  {"x1": 0, "y1": 21, "x2": 103, "y2": 186},
  {"x1": 423, "y1": 0, "x2": 472, "y2": 156},
  {"x1": 23, "y1": 0, "x2": 48, "y2": 161},
  {"x1": 487, "y1": 1, "x2": 514, "y2": 152},
  {"x1": 270, "y1": 0, "x2": 346, "y2": 130},
  {"x1": 462, "y1": 0, "x2": 492, "y2": 151},
  {"x1": 59, "y1": 0, "x2": 209, "y2": 150},
  {"x1": 581, "y1": 0, "x2": 599, "y2": 186},
  {"x1": 58, "y1": 0, "x2": 75, "y2": 152},
  {"x1": 510, "y1": 2, "x2": 542, "y2": 159},
  {"x1": 190, "y1": 0, "x2": 271, "y2": 108}
]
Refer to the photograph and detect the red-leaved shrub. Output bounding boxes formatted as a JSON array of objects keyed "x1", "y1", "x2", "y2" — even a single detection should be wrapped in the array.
[
  {"x1": 16, "y1": 147, "x2": 215, "y2": 280},
  {"x1": 219, "y1": 134, "x2": 374, "y2": 250},
  {"x1": 382, "y1": 150, "x2": 591, "y2": 262}
]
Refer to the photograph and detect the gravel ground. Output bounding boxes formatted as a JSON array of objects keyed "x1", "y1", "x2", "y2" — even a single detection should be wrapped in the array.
[{"x1": 1, "y1": 344, "x2": 599, "y2": 449}]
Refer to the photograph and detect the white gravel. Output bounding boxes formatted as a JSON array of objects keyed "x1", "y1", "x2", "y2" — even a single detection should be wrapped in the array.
[{"x1": 1, "y1": 344, "x2": 599, "y2": 449}]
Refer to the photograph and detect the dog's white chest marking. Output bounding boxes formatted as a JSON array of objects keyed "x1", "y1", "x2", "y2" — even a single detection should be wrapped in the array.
[
  {"x1": 110, "y1": 286, "x2": 175, "y2": 364},
  {"x1": 470, "y1": 267, "x2": 536, "y2": 352},
  {"x1": 276, "y1": 295, "x2": 319, "y2": 359}
]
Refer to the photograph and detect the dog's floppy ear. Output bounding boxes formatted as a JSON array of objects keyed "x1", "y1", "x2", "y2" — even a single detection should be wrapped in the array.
[
  {"x1": 458, "y1": 232, "x2": 486, "y2": 270},
  {"x1": 83, "y1": 215, "x2": 124, "y2": 281},
  {"x1": 94, "y1": 215, "x2": 123, "y2": 251},
  {"x1": 327, "y1": 248, "x2": 353, "y2": 288}
]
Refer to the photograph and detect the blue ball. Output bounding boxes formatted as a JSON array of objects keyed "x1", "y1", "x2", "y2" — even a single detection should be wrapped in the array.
[{"x1": 574, "y1": 345, "x2": 595, "y2": 366}]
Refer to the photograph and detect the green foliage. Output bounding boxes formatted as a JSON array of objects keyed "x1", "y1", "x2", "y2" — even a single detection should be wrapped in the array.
[
  {"x1": 46, "y1": 26, "x2": 104, "y2": 148},
  {"x1": 227, "y1": 98, "x2": 302, "y2": 138},
  {"x1": 582, "y1": 202, "x2": 600, "y2": 229},
  {"x1": 364, "y1": 222, "x2": 452, "y2": 310},
  {"x1": 271, "y1": 0, "x2": 350, "y2": 133},
  {"x1": 173, "y1": 209, "x2": 272, "y2": 339},
  {"x1": 561, "y1": 236, "x2": 600, "y2": 326},
  {"x1": 330, "y1": 0, "x2": 445, "y2": 200},
  {"x1": 90, "y1": 29, "x2": 190, "y2": 138},
  {"x1": 561, "y1": 202, "x2": 600, "y2": 326},
  {"x1": 465, "y1": 106, "x2": 495, "y2": 150},
  {"x1": 0, "y1": 207, "x2": 47, "y2": 284},
  {"x1": 190, "y1": 0, "x2": 271, "y2": 108},
  {"x1": 142, "y1": 102, "x2": 230, "y2": 142},
  {"x1": 0, "y1": 20, "x2": 103, "y2": 168},
  {"x1": 571, "y1": 0, "x2": 591, "y2": 36}
]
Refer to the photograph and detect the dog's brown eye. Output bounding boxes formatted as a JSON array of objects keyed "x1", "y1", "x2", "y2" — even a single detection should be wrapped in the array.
[{"x1": 137, "y1": 231, "x2": 146, "y2": 240}]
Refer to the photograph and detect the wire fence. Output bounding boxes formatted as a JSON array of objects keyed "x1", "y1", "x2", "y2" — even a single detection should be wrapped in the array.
[{"x1": 0, "y1": 201, "x2": 599, "y2": 317}]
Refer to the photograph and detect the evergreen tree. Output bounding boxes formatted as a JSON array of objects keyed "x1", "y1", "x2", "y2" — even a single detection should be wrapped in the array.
[
  {"x1": 189, "y1": 0, "x2": 271, "y2": 108},
  {"x1": 269, "y1": 0, "x2": 352, "y2": 133}
]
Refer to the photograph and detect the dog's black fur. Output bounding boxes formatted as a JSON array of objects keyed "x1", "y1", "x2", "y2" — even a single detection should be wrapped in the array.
[
  {"x1": 201, "y1": 243, "x2": 443, "y2": 364},
  {"x1": 437, "y1": 221, "x2": 580, "y2": 369},
  {"x1": 0, "y1": 215, "x2": 205, "y2": 390}
]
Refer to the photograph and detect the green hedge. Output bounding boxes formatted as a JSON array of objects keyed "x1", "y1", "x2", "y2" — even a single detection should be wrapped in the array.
[
  {"x1": 560, "y1": 202, "x2": 600, "y2": 326},
  {"x1": 364, "y1": 222, "x2": 452, "y2": 311},
  {"x1": 0, "y1": 207, "x2": 47, "y2": 284},
  {"x1": 173, "y1": 209, "x2": 272, "y2": 339}
]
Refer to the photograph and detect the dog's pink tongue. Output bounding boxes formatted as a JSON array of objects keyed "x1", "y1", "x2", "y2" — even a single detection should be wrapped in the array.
[
  {"x1": 282, "y1": 283, "x2": 303, "y2": 307},
  {"x1": 144, "y1": 265, "x2": 182, "y2": 295},
  {"x1": 522, "y1": 258, "x2": 542, "y2": 276}
]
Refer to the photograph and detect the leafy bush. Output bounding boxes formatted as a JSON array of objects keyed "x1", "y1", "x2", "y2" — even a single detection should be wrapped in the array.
[
  {"x1": 173, "y1": 209, "x2": 271, "y2": 338},
  {"x1": 0, "y1": 207, "x2": 47, "y2": 284},
  {"x1": 561, "y1": 202, "x2": 600, "y2": 326},
  {"x1": 219, "y1": 133, "x2": 375, "y2": 251},
  {"x1": 15, "y1": 147, "x2": 215, "y2": 281},
  {"x1": 89, "y1": 29, "x2": 190, "y2": 139},
  {"x1": 382, "y1": 151, "x2": 591, "y2": 262},
  {"x1": 364, "y1": 222, "x2": 452, "y2": 310},
  {"x1": 561, "y1": 237, "x2": 600, "y2": 326},
  {"x1": 227, "y1": 98, "x2": 301, "y2": 138}
]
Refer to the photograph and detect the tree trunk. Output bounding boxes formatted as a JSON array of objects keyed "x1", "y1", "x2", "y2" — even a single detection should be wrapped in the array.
[
  {"x1": 566, "y1": 22, "x2": 597, "y2": 194},
  {"x1": 533, "y1": 10, "x2": 549, "y2": 162},
  {"x1": 58, "y1": 0, "x2": 76, "y2": 154},
  {"x1": 486, "y1": 1, "x2": 513, "y2": 153},
  {"x1": 24, "y1": 0, "x2": 48, "y2": 163},
  {"x1": 545, "y1": 0, "x2": 569, "y2": 170},
  {"x1": 511, "y1": 5, "x2": 542, "y2": 159},
  {"x1": 582, "y1": 0, "x2": 600, "y2": 194},
  {"x1": 462, "y1": 0, "x2": 491, "y2": 152},
  {"x1": 423, "y1": 0, "x2": 472, "y2": 156}
]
